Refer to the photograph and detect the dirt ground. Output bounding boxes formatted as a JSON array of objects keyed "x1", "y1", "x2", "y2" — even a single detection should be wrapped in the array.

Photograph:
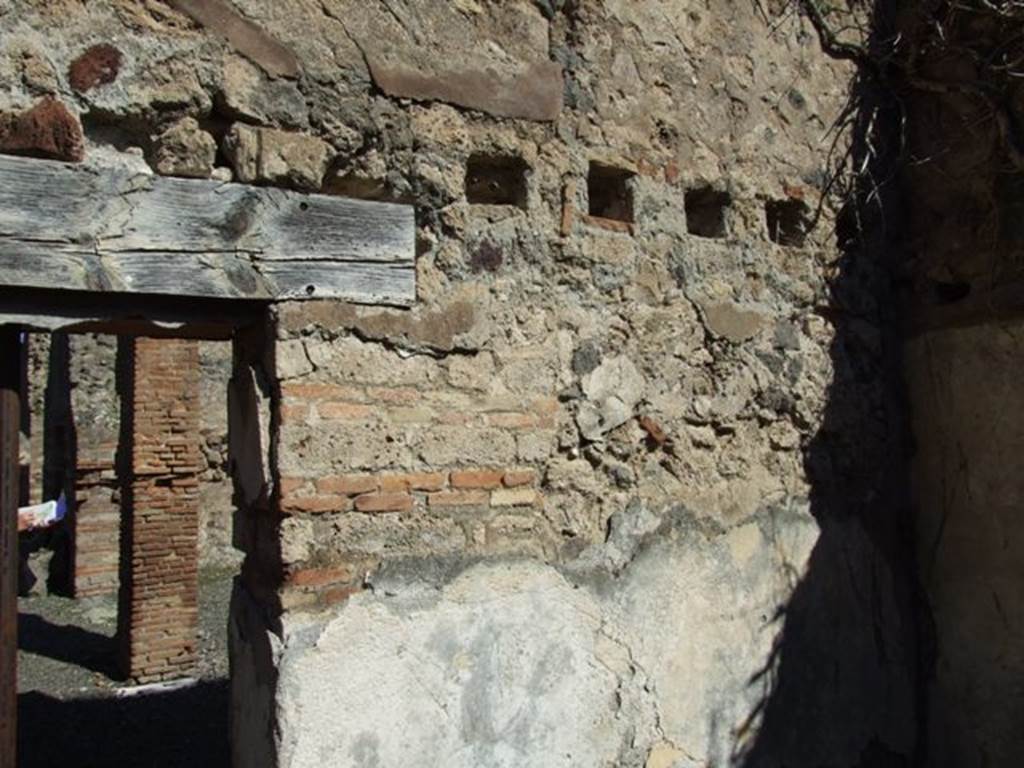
[{"x1": 16, "y1": 568, "x2": 235, "y2": 768}]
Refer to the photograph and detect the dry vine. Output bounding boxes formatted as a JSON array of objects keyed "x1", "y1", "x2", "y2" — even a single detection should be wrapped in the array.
[{"x1": 786, "y1": 0, "x2": 1024, "y2": 279}]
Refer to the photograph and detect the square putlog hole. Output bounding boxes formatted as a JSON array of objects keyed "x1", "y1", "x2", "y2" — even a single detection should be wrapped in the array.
[
  {"x1": 465, "y1": 154, "x2": 529, "y2": 207},
  {"x1": 587, "y1": 162, "x2": 635, "y2": 223},
  {"x1": 685, "y1": 186, "x2": 731, "y2": 239},
  {"x1": 766, "y1": 199, "x2": 811, "y2": 247}
]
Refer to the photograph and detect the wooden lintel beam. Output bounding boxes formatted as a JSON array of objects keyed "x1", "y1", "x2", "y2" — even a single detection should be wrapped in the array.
[{"x1": 0, "y1": 154, "x2": 416, "y2": 305}]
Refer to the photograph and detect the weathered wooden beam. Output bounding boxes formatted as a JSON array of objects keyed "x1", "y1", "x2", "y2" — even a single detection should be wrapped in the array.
[
  {"x1": 0, "y1": 328, "x2": 19, "y2": 768},
  {"x1": 0, "y1": 154, "x2": 415, "y2": 305}
]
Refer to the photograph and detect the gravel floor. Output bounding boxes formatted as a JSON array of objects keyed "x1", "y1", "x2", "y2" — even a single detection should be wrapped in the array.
[{"x1": 16, "y1": 568, "x2": 236, "y2": 768}]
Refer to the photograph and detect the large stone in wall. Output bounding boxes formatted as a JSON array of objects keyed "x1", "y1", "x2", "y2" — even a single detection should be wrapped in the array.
[
  {"x1": 322, "y1": 0, "x2": 562, "y2": 121},
  {"x1": 219, "y1": 55, "x2": 308, "y2": 128},
  {"x1": 152, "y1": 117, "x2": 217, "y2": 178},
  {"x1": 168, "y1": 0, "x2": 301, "y2": 79},
  {"x1": 0, "y1": 97, "x2": 83, "y2": 162},
  {"x1": 224, "y1": 124, "x2": 333, "y2": 190},
  {"x1": 576, "y1": 356, "x2": 646, "y2": 441}
]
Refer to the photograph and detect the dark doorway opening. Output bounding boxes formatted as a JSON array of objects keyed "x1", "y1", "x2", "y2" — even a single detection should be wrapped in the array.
[{"x1": 7, "y1": 309, "x2": 251, "y2": 768}]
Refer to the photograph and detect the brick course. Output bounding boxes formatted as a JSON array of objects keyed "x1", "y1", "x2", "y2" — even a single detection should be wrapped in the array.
[
  {"x1": 71, "y1": 445, "x2": 120, "y2": 597},
  {"x1": 276, "y1": 353, "x2": 555, "y2": 608}
]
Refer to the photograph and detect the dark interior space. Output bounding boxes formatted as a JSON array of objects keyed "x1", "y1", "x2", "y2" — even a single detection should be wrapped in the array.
[
  {"x1": 587, "y1": 162, "x2": 635, "y2": 222},
  {"x1": 685, "y1": 185, "x2": 731, "y2": 238},
  {"x1": 12, "y1": 324, "x2": 237, "y2": 768},
  {"x1": 765, "y1": 198, "x2": 811, "y2": 247},
  {"x1": 465, "y1": 153, "x2": 529, "y2": 207}
]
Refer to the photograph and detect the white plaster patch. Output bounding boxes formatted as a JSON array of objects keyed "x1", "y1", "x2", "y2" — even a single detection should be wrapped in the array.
[{"x1": 277, "y1": 564, "x2": 623, "y2": 768}]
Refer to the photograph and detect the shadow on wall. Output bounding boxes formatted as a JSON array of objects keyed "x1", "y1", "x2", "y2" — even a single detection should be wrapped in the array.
[
  {"x1": 17, "y1": 681, "x2": 229, "y2": 768},
  {"x1": 735, "y1": 4, "x2": 928, "y2": 766}
]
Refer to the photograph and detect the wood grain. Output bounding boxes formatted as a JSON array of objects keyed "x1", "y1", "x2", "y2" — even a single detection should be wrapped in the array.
[{"x1": 0, "y1": 155, "x2": 415, "y2": 305}]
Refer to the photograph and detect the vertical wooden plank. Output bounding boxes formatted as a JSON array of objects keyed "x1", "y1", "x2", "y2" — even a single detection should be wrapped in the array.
[{"x1": 0, "y1": 327, "x2": 20, "y2": 768}]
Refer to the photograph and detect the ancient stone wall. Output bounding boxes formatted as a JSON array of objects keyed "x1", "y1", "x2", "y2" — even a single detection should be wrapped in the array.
[{"x1": 1, "y1": 1, "x2": 921, "y2": 765}]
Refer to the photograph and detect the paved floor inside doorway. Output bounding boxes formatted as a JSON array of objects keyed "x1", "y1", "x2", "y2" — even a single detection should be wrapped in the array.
[{"x1": 16, "y1": 568, "x2": 235, "y2": 768}]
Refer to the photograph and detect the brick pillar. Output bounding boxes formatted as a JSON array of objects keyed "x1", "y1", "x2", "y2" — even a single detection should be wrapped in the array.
[{"x1": 117, "y1": 337, "x2": 202, "y2": 683}]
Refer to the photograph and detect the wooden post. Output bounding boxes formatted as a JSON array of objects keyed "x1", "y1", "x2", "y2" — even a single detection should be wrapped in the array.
[{"x1": 0, "y1": 326, "x2": 20, "y2": 768}]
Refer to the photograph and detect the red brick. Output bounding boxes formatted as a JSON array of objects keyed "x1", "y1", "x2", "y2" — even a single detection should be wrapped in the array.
[
  {"x1": 485, "y1": 412, "x2": 537, "y2": 429},
  {"x1": 318, "y1": 402, "x2": 374, "y2": 421},
  {"x1": 68, "y1": 44, "x2": 122, "y2": 92},
  {"x1": 287, "y1": 565, "x2": 357, "y2": 588},
  {"x1": 279, "y1": 477, "x2": 309, "y2": 496},
  {"x1": 280, "y1": 403, "x2": 310, "y2": 423},
  {"x1": 281, "y1": 495, "x2": 349, "y2": 514},
  {"x1": 664, "y1": 160, "x2": 680, "y2": 185},
  {"x1": 322, "y1": 584, "x2": 363, "y2": 607},
  {"x1": 366, "y1": 386, "x2": 420, "y2": 404},
  {"x1": 281, "y1": 383, "x2": 365, "y2": 401},
  {"x1": 0, "y1": 96, "x2": 85, "y2": 162},
  {"x1": 450, "y1": 469, "x2": 504, "y2": 489},
  {"x1": 503, "y1": 469, "x2": 537, "y2": 488},
  {"x1": 379, "y1": 472, "x2": 447, "y2": 492},
  {"x1": 317, "y1": 474, "x2": 378, "y2": 495},
  {"x1": 354, "y1": 492, "x2": 414, "y2": 513},
  {"x1": 582, "y1": 214, "x2": 634, "y2": 235},
  {"x1": 436, "y1": 410, "x2": 474, "y2": 426},
  {"x1": 531, "y1": 397, "x2": 560, "y2": 415},
  {"x1": 118, "y1": 338, "x2": 202, "y2": 682}
]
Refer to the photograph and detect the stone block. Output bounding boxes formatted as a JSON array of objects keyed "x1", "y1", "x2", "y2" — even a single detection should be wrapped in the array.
[
  {"x1": 0, "y1": 97, "x2": 83, "y2": 162},
  {"x1": 68, "y1": 43, "x2": 122, "y2": 92},
  {"x1": 224, "y1": 123, "x2": 332, "y2": 190},
  {"x1": 220, "y1": 55, "x2": 308, "y2": 127},
  {"x1": 577, "y1": 356, "x2": 646, "y2": 441},
  {"x1": 698, "y1": 300, "x2": 769, "y2": 343},
  {"x1": 152, "y1": 117, "x2": 216, "y2": 178}
]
